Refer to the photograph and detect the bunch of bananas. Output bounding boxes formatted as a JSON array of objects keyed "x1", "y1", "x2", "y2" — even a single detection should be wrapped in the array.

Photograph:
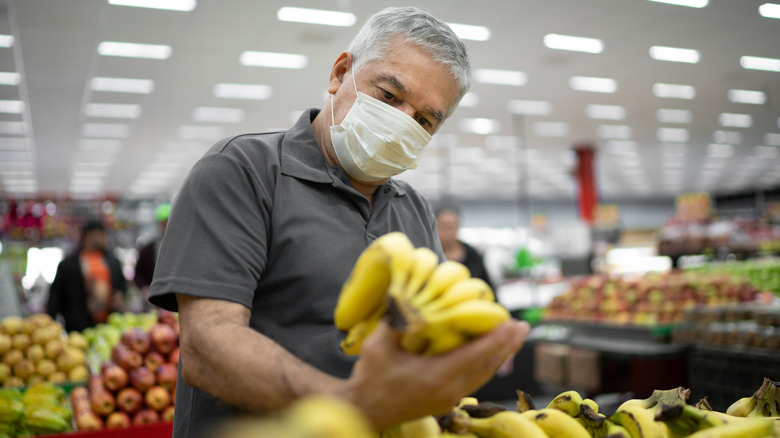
[
  {"x1": 0, "y1": 382, "x2": 73, "y2": 437},
  {"x1": 440, "y1": 384, "x2": 780, "y2": 438},
  {"x1": 334, "y1": 232, "x2": 510, "y2": 356}
]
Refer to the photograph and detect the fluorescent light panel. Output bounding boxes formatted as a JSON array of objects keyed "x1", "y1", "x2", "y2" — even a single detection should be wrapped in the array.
[
  {"x1": 176, "y1": 125, "x2": 224, "y2": 141},
  {"x1": 657, "y1": 108, "x2": 693, "y2": 124},
  {"x1": 756, "y1": 145, "x2": 779, "y2": 158},
  {"x1": 277, "y1": 7, "x2": 356, "y2": 27},
  {"x1": 543, "y1": 33, "x2": 603, "y2": 53},
  {"x1": 718, "y1": 113, "x2": 752, "y2": 128},
  {"x1": 0, "y1": 35, "x2": 13, "y2": 47},
  {"x1": 569, "y1": 76, "x2": 617, "y2": 93},
  {"x1": 657, "y1": 127, "x2": 689, "y2": 142},
  {"x1": 78, "y1": 139, "x2": 123, "y2": 152},
  {"x1": 759, "y1": 3, "x2": 780, "y2": 18},
  {"x1": 474, "y1": 69, "x2": 527, "y2": 86},
  {"x1": 91, "y1": 77, "x2": 154, "y2": 94},
  {"x1": 647, "y1": 0, "x2": 708, "y2": 7},
  {"x1": 653, "y1": 83, "x2": 695, "y2": 99},
  {"x1": 507, "y1": 99, "x2": 552, "y2": 116},
  {"x1": 0, "y1": 138, "x2": 27, "y2": 150},
  {"x1": 459, "y1": 118, "x2": 500, "y2": 135},
  {"x1": 707, "y1": 143, "x2": 734, "y2": 157},
  {"x1": 447, "y1": 23, "x2": 491, "y2": 41},
  {"x1": 586, "y1": 104, "x2": 625, "y2": 120},
  {"x1": 532, "y1": 122, "x2": 570, "y2": 137},
  {"x1": 192, "y1": 107, "x2": 245, "y2": 123},
  {"x1": 98, "y1": 41, "x2": 172, "y2": 59},
  {"x1": 81, "y1": 123, "x2": 129, "y2": 138},
  {"x1": 108, "y1": 0, "x2": 196, "y2": 11},
  {"x1": 713, "y1": 130, "x2": 743, "y2": 144},
  {"x1": 727, "y1": 89, "x2": 766, "y2": 104},
  {"x1": 597, "y1": 125, "x2": 633, "y2": 140},
  {"x1": 0, "y1": 121, "x2": 25, "y2": 135},
  {"x1": 240, "y1": 51, "x2": 308, "y2": 69},
  {"x1": 649, "y1": 45, "x2": 700, "y2": 63},
  {"x1": 740, "y1": 56, "x2": 780, "y2": 72},
  {"x1": 0, "y1": 72, "x2": 20, "y2": 86},
  {"x1": 85, "y1": 103, "x2": 141, "y2": 119},
  {"x1": 606, "y1": 140, "x2": 638, "y2": 154},
  {"x1": 213, "y1": 83, "x2": 272, "y2": 100},
  {"x1": 0, "y1": 100, "x2": 24, "y2": 113},
  {"x1": 766, "y1": 133, "x2": 780, "y2": 146}
]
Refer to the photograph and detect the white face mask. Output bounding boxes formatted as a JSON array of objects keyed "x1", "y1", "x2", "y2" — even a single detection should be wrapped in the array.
[{"x1": 330, "y1": 74, "x2": 432, "y2": 182}]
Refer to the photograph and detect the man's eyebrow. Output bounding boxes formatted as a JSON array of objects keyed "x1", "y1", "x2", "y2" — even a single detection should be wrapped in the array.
[{"x1": 378, "y1": 73, "x2": 444, "y2": 124}]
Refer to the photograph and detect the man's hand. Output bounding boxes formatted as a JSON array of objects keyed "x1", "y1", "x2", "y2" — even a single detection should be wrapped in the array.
[{"x1": 341, "y1": 319, "x2": 530, "y2": 430}]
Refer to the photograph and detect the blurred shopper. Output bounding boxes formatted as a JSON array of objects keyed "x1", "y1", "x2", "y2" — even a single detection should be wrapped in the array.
[
  {"x1": 47, "y1": 219, "x2": 127, "y2": 332},
  {"x1": 148, "y1": 7, "x2": 529, "y2": 438},
  {"x1": 436, "y1": 205, "x2": 495, "y2": 290},
  {"x1": 134, "y1": 203, "x2": 171, "y2": 308}
]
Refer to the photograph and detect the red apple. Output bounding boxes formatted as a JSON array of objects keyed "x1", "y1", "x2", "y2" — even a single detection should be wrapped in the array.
[
  {"x1": 113, "y1": 344, "x2": 143, "y2": 370},
  {"x1": 129, "y1": 366, "x2": 156, "y2": 392},
  {"x1": 105, "y1": 411, "x2": 131, "y2": 429},
  {"x1": 156, "y1": 363, "x2": 177, "y2": 391},
  {"x1": 102, "y1": 363, "x2": 128, "y2": 392},
  {"x1": 144, "y1": 386, "x2": 171, "y2": 411},
  {"x1": 168, "y1": 347, "x2": 179, "y2": 367},
  {"x1": 90, "y1": 390, "x2": 115, "y2": 416},
  {"x1": 115, "y1": 387, "x2": 144, "y2": 414},
  {"x1": 144, "y1": 351, "x2": 165, "y2": 371},
  {"x1": 149, "y1": 324, "x2": 178, "y2": 354},
  {"x1": 132, "y1": 408, "x2": 160, "y2": 425},
  {"x1": 123, "y1": 327, "x2": 151, "y2": 354},
  {"x1": 76, "y1": 411, "x2": 104, "y2": 430},
  {"x1": 158, "y1": 310, "x2": 178, "y2": 327},
  {"x1": 161, "y1": 405, "x2": 175, "y2": 422}
]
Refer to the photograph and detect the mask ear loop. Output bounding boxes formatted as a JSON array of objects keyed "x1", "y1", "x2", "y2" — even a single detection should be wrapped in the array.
[{"x1": 331, "y1": 69, "x2": 359, "y2": 127}]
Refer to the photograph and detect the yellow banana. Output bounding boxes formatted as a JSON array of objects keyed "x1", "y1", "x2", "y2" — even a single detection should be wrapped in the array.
[
  {"x1": 334, "y1": 232, "x2": 414, "y2": 331},
  {"x1": 546, "y1": 390, "x2": 583, "y2": 417},
  {"x1": 398, "y1": 415, "x2": 441, "y2": 438},
  {"x1": 341, "y1": 301, "x2": 387, "y2": 355},
  {"x1": 421, "y1": 300, "x2": 509, "y2": 336},
  {"x1": 422, "y1": 328, "x2": 467, "y2": 356},
  {"x1": 684, "y1": 417, "x2": 774, "y2": 438},
  {"x1": 448, "y1": 410, "x2": 548, "y2": 438},
  {"x1": 399, "y1": 329, "x2": 428, "y2": 354},
  {"x1": 409, "y1": 261, "x2": 471, "y2": 308},
  {"x1": 748, "y1": 380, "x2": 778, "y2": 418},
  {"x1": 458, "y1": 397, "x2": 479, "y2": 408},
  {"x1": 285, "y1": 395, "x2": 374, "y2": 438},
  {"x1": 520, "y1": 408, "x2": 591, "y2": 438},
  {"x1": 603, "y1": 420, "x2": 632, "y2": 438},
  {"x1": 726, "y1": 397, "x2": 756, "y2": 417},
  {"x1": 420, "y1": 278, "x2": 495, "y2": 315},
  {"x1": 656, "y1": 403, "x2": 728, "y2": 437},
  {"x1": 610, "y1": 403, "x2": 667, "y2": 438},
  {"x1": 582, "y1": 398, "x2": 599, "y2": 415},
  {"x1": 395, "y1": 247, "x2": 439, "y2": 300}
]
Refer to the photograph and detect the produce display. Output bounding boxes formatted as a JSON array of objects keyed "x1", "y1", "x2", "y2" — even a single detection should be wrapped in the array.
[
  {"x1": 0, "y1": 314, "x2": 89, "y2": 388},
  {"x1": 0, "y1": 383, "x2": 73, "y2": 437},
  {"x1": 334, "y1": 232, "x2": 509, "y2": 355},
  {"x1": 71, "y1": 314, "x2": 179, "y2": 431},
  {"x1": 82, "y1": 311, "x2": 163, "y2": 372},
  {"x1": 686, "y1": 258, "x2": 780, "y2": 297},
  {"x1": 672, "y1": 304, "x2": 780, "y2": 350},
  {"x1": 543, "y1": 272, "x2": 760, "y2": 326}
]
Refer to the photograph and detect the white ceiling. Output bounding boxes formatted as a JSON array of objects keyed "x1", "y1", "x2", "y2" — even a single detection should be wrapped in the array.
[{"x1": 1, "y1": 0, "x2": 779, "y2": 203}]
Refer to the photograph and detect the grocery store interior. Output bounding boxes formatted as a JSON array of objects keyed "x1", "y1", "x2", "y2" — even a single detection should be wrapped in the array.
[{"x1": 1, "y1": 0, "x2": 779, "y2": 436}]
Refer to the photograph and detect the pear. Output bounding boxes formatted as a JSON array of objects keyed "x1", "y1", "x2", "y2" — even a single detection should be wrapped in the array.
[
  {"x1": 26, "y1": 344, "x2": 44, "y2": 362},
  {"x1": 0, "y1": 362, "x2": 9, "y2": 381},
  {"x1": 12, "y1": 333, "x2": 30, "y2": 351},
  {"x1": 67, "y1": 331, "x2": 89, "y2": 350},
  {"x1": 0, "y1": 333, "x2": 11, "y2": 355},
  {"x1": 1, "y1": 316, "x2": 24, "y2": 335},
  {"x1": 2, "y1": 349, "x2": 23, "y2": 367},
  {"x1": 36, "y1": 358, "x2": 56, "y2": 377}
]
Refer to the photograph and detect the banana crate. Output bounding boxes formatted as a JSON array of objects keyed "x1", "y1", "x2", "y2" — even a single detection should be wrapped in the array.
[{"x1": 687, "y1": 344, "x2": 780, "y2": 412}]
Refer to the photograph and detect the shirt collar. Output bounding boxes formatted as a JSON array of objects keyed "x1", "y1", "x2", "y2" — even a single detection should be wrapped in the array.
[{"x1": 280, "y1": 108, "x2": 406, "y2": 197}]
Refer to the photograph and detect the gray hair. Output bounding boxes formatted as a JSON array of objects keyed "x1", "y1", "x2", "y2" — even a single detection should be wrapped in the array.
[{"x1": 348, "y1": 6, "x2": 471, "y2": 114}]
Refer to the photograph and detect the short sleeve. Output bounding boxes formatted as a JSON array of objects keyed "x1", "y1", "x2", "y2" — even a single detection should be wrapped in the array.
[{"x1": 148, "y1": 143, "x2": 275, "y2": 311}]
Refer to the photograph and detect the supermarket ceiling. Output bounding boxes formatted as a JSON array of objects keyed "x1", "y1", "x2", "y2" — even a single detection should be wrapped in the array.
[{"x1": 0, "y1": 0, "x2": 779, "y2": 203}]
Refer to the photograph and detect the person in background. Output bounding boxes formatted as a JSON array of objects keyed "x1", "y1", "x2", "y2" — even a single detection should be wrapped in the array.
[
  {"x1": 47, "y1": 219, "x2": 127, "y2": 332},
  {"x1": 148, "y1": 6, "x2": 528, "y2": 438},
  {"x1": 134, "y1": 203, "x2": 171, "y2": 308},
  {"x1": 436, "y1": 205, "x2": 495, "y2": 290}
]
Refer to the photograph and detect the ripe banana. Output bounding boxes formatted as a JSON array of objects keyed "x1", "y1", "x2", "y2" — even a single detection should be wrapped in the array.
[
  {"x1": 393, "y1": 247, "x2": 439, "y2": 301},
  {"x1": 683, "y1": 417, "x2": 774, "y2": 438},
  {"x1": 546, "y1": 390, "x2": 584, "y2": 417},
  {"x1": 448, "y1": 410, "x2": 548, "y2": 438},
  {"x1": 421, "y1": 299, "x2": 510, "y2": 336},
  {"x1": 285, "y1": 395, "x2": 374, "y2": 438},
  {"x1": 610, "y1": 403, "x2": 667, "y2": 438},
  {"x1": 334, "y1": 232, "x2": 414, "y2": 331},
  {"x1": 422, "y1": 328, "x2": 467, "y2": 356},
  {"x1": 341, "y1": 301, "x2": 387, "y2": 355},
  {"x1": 409, "y1": 261, "x2": 471, "y2": 309},
  {"x1": 458, "y1": 397, "x2": 479, "y2": 408},
  {"x1": 655, "y1": 403, "x2": 727, "y2": 437},
  {"x1": 520, "y1": 408, "x2": 591, "y2": 438},
  {"x1": 582, "y1": 398, "x2": 599, "y2": 415},
  {"x1": 747, "y1": 378, "x2": 779, "y2": 418},
  {"x1": 726, "y1": 396, "x2": 756, "y2": 417},
  {"x1": 420, "y1": 278, "x2": 495, "y2": 315}
]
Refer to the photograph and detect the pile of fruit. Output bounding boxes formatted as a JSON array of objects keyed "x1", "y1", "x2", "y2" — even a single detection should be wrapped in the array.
[
  {"x1": 82, "y1": 311, "x2": 162, "y2": 370},
  {"x1": 687, "y1": 259, "x2": 780, "y2": 298},
  {"x1": 71, "y1": 315, "x2": 179, "y2": 430},
  {"x1": 0, "y1": 383, "x2": 73, "y2": 437},
  {"x1": 0, "y1": 314, "x2": 89, "y2": 387},
  {"x1": 672, "y1": 303, "x2": 780, "y2": 349},
  {"x1": 335, "y1": 232, "x2": 510, "y2": 356},
  {"x1": 543, "y1": 272, "x2": 760, "y2": 326}
]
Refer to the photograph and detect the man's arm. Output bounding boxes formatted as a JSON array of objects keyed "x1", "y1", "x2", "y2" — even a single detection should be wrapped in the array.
[{"x1": 177, "y1": 293, "x2": 529, "y2": 430}]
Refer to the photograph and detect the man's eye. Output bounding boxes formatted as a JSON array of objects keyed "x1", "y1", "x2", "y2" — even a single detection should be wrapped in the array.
[
  {"x1": 417, "y1": 116, "x2": 432, "y2": 127},
  {"x1": 382, "y1": 90, "x2": 396, "y2": 101}
]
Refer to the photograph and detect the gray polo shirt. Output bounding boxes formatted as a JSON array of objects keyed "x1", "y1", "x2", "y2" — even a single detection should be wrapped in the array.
[{"x1": 148, "y1": 108, "x2": 444, "y2": 437}]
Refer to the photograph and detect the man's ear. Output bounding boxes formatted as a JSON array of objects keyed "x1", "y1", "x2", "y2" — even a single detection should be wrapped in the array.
[{"x1": 327, "y1": 51, "x2": 352, "y2": 95}]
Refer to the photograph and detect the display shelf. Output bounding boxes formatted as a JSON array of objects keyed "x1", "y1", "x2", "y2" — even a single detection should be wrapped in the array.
[
  {"x1": 687, "y1": 344, "x2": 780, "y2": 412},
  {"x1": 538, "y1": 320, "x2": 676, "y2": 344},
  {"x1": 46, "y1": 422, "x2": 172, "y2": 438}
]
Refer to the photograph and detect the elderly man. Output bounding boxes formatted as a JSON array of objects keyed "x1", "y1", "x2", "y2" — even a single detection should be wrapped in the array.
[{"x1": 149, "y1": 6, "x2": 528, "y2": 437}]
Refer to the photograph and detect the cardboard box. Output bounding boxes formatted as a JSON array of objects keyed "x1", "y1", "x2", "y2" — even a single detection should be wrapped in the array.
[
  {"x1": 534, "y1": 343, "x2": 570, "y2": 385},
  {"x1": 568, "y1": 347, "x2": 601, "y2": 391}
]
